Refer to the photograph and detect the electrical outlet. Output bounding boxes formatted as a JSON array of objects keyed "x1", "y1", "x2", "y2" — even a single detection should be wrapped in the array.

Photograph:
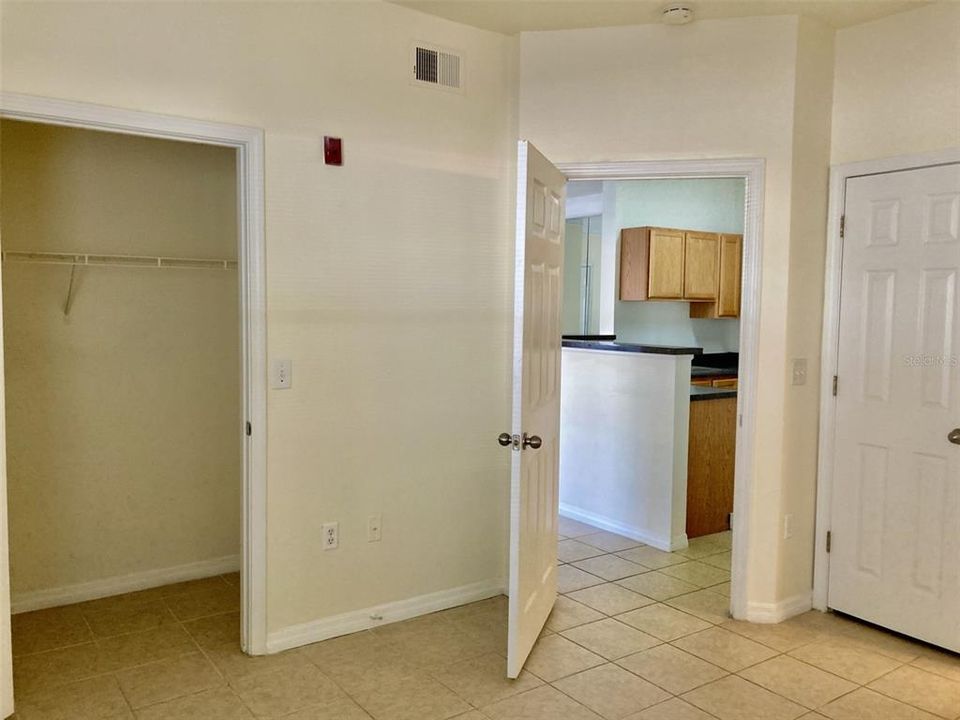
[
  {"x1": 272, "y1": 359, "x2": 292, "y2": 389},
  {"x1": 367, "y1": 514, "x2": 382, "y2": 543},
  {"x1": 791, "y1": 358, "x2": 808, "y2": 386},
  {"x1": 322, "y1": 522, "x2": 339, "y2": 550},
  {"x1": 783, "y1": 514, "x2": 793, "y2": 540}
]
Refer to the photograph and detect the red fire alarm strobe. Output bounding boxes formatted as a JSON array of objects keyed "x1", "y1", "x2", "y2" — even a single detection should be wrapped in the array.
[{"x1": 324, "y1": 136, "x2": 342, "y2": 166}]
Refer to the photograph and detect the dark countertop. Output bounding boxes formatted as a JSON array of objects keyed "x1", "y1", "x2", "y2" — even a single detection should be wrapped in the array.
[
  {"x1": 562, "y1": 334, "x2": 617, "y2": 341},
  {"x1": 562, "y1": 340, "x2": 702, "y2": 356},
  {"x1": 691, "y1": 366, "x2": 739, "y2": 378},
  {"x1": 690, "y1": 385, "x2": 738, "y2": 401}
]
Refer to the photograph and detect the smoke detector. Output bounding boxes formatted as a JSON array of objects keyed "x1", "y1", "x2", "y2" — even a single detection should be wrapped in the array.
[{"x1": 662, "y1": 5, "x2": 693, "y2": 24}]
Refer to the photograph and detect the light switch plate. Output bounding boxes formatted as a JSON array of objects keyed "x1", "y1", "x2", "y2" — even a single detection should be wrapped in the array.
[
  {"x1": 791, "y1": 358, "x2": 807, "y2": 386},
  {"x1": 272, "y1": 359, "x2": 292, "y2": 389}
]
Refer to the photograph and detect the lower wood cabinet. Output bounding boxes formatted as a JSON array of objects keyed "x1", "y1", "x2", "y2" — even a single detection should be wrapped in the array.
[{"x1": 686, "y1": 395, "x2": 736, "y2": 538}]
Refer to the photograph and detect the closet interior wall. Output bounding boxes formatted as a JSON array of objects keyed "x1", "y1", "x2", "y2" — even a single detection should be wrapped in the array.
[{"x1": 0, "y1": 120, "x2": 241, "y2": 609}]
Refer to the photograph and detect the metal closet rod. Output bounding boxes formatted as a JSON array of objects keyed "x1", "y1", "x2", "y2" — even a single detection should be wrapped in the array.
[
  {"x1": 1, "y1": 250, "x2": 238, "y2": 317},
  {"x1": 1, "y1": 250, "x2": 238, "y2": 270}
]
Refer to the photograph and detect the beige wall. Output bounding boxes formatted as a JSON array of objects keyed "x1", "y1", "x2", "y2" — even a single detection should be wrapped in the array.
[
  {"x1": 832, "y1": 2, "x2": 960, "y2": 164},
  {"x1": 520, "y1": 16, "x2": 804, "y2": 607},
  {"x1": 780, "y1": 17, "x2": 835, "y2": 600},
  {"x1": 1, "y1": 120, "x2": 241, "y2": 598},
  {"x1": 1, "y1": 1, "x2": 518, "y2": 634}
]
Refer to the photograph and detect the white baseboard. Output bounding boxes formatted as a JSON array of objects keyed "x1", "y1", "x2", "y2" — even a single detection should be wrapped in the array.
[
  {"x1": 266, "y1": 577, "x2": 505, "y2": 654},
  {"x1": 744, "y1": 592, "x2": 812, "y2": 624},
  {"x1": 11, "y1": 554, "x2": 241, "y2": 614},
  {"x1": 559, "y1": 504, "x2": 684, "y2": 552}
]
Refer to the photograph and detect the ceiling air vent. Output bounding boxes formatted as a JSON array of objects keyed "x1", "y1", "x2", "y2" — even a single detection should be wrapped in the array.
[{"x1": 412, "y1": 44, "x2": 462, "y2": 92}]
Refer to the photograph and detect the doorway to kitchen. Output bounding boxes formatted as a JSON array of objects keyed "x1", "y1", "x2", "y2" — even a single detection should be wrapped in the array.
[{"x1": 554, "y1": 158, "x2": 764, "y2": 624}]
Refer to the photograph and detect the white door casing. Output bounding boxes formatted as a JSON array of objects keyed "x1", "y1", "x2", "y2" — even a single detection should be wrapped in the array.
[
  {"x1": 829, "y1": 162, "x2": 960, "y2": 652},
  {"x1": 507, "y1": 141, "x2": 565, "y2": 678},
  {"x1": 0, "y1": 94, "x2": 268, "y2": 713},
  {"x1": 0, "y1": 270, "x2": 13, "y2": 717}
]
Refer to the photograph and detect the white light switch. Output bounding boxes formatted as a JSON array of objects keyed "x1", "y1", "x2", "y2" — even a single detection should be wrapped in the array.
[
  {"x1": 272, "y1": 359, "x2": 292, "y2": 389},
  {"x1": 791, "y1": 358, "x2": 807, "y2": 386}
]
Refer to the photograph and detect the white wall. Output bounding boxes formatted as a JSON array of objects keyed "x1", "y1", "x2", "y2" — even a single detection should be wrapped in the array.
[
  {"x1": 1, "y1": 1, "x2": 519, "y2": 639},
  {"x1": 831, "y1": 2, "x2": 960, "y2": 165},
  {"x1": 609, "y1": 178, "x2": 744, "y2": 351},
  {"x1": 560, "y1": 348, "x2": 691, "y2": 550},
  {"x1": 1, "y1": 120, "x2": 242, "y2": 604},
  {"x1": 520, "y1": 16, "x2": 807, "y2": 609}
]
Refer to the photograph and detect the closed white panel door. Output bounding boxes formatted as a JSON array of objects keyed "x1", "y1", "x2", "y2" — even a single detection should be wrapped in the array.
[
  {"x1": 830, "y1": 163, "x2": 960, "y2": 652},
  {"x1": 506, "y1": 141, "x2": 565, "y2": 678}
]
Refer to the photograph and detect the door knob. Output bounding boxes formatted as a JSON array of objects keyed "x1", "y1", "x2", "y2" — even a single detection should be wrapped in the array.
[
  {"x1": 498, "y1": 433, "x2": 513, "y2": 447},
  {"x1": 949, "y1": 428, "x2": 960, "y2": 445},
  {"x1": 522, "y1": 433, "x2": 542, "y2": 450}
]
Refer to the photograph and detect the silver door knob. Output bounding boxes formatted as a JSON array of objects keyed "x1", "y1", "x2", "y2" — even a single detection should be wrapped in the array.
[
  {"x1": 949, "y1": 428, "x2": 960, "y2": 445},
  {"x1": 522, "y1": 433, "x2": 542, "y2": 450},
  {"x1": 498, "y1": 433, "x2": 513, "y2": 447}
]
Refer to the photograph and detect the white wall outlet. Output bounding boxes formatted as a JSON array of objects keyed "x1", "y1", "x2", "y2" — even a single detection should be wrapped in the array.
[
  {"x1": 791, "y1": 358, "x2": 808, "y2": 386},
  {"x1": 322, "y1": 522, "x2": 339, "y2": 550},
  {"x1": 367, "y1": 514, "x2": 382, "y2": 543},
  {"x1": 272, "y1": 359, "x2": 292, "y2": 389},
  {"x1": 783, "y1": 513, "x2": 793, "y2": 540}
]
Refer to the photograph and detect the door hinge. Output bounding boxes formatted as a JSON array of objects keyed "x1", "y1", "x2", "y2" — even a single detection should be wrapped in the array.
[
  {"x1": 246, "y1": 421, "x2": 252, "y2": 437},
  {"x1": 832, "y1": 375, "x2": 838, "y2": 397},
  {"x1": 839, "y1": 215, "x2": 845, "y2": 238},
  {"x1": 826, "y1": 531, "x2": 832, "y2": 553}
]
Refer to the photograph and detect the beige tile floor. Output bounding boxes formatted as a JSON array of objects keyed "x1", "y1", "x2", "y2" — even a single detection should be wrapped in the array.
[{"x1": 9, "y1": 519, "x2": 960, "y2": 719}]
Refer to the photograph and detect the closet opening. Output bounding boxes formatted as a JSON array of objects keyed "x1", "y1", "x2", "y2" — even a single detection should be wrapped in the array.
[{"x1": 0, "y1": 117, "x2": 253, "y2": 676}]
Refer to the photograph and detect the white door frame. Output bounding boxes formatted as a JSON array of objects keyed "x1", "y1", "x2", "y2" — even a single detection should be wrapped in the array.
[
  {"x1": 0, "y1": 93, "x2": 269, "y2": 654},
  {"x1": 813, "y1": 147, "x2": 960, "y2": 611},
  {"x1": 557, "y1": 158, "x2": 765, "y2": 621}
]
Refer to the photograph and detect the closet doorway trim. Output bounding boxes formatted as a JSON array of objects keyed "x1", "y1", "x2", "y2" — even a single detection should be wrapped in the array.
[{"x1": 0, "y1": 92, "x2": 269, "y2": 655}]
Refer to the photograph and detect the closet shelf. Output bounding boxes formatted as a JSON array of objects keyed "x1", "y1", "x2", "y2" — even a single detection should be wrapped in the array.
[
  {"x1": 1, "y1": 250, "x2": 238, "y2": 270},
  {"x1": 2, "y1": 250, "x2": 238, "y2": 317}
]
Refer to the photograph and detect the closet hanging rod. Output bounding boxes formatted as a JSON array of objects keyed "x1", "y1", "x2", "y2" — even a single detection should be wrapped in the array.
[{"x1": 1, "y1": 250, "x2": 238, "y2": 270}]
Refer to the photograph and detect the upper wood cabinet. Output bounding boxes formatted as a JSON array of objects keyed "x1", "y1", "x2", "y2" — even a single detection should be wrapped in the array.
[
  {"x1": 690, "y1": 233, "x2": 743, "y2": 318},
  {"x1": 683, "y1": 232, "x2": 720, "y2": 300},
  {"x1": 619, "y1": 226, "x2": 719, "y2": 302}
]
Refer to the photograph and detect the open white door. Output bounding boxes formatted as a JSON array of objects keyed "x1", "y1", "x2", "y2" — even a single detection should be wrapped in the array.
[
  {"x1": 829, "y1": 162, "x2": 960, "y2": 652},
  {"x1": 504, "y1": 141, "x2": 565, "y2": 679},
  {"x1": 0, "y1": 270, "x2": 14, "y2": 716}
]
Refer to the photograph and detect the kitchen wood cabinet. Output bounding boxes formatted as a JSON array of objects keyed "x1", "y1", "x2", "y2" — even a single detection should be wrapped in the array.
[
  {"x1": 690, "y1": 234, "x2": 742, "y2": 318},
  {"x1": 687, "y1": 395, "x2": 736, "y2": 538},
  {"x1": 683, "y1": 232, "x2": 720, "y2": 300},
  {"x1": 620, "y1": 227, "x2": 685, "y2": 300},
  {"x1": 711, "y1": 377, "x2": 738, "y2": 389},
  {"x1": 619, "y1": 226, "x2": 719, "y2": 302}
]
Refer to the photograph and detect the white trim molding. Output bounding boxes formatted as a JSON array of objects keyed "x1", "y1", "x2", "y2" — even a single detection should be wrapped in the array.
[
  {"x1": 0, "y1": 92, "x2": 269, "y2": 654},
  {"x1": 813, "y1": 146, "x2": 960, "y2": 612},
  {"x1": 560, "y1": 504, "x2": 688, "y2": 552},
  {"x1": 266, "y1": 578, "x2": 505, "y2": 654},
  {"x1": 11, "y1": 555, "x2": 241, "y2": 615},
  {"x1": 746, "y1": 592, "x2": 813, "y2": 624},
  {"x1": 557, "y1": 157, "x2": 764, "y2": 623}
]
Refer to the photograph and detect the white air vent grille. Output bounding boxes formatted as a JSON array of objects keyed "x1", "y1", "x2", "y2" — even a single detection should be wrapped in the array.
[{"x1": 413, "y1": 45, "x2": 462, "y2": 90}]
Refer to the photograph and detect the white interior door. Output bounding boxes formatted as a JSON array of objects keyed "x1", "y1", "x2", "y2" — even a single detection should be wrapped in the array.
[
  {"x1": 0, "y1": 270, "x2": 13, "y2": 717},
  {"x1": 505, "y1": 141, "x2": 566, "y2": 678},
  {"x1": 830, "y1": 162, "x2": 960, "y2": 652}
]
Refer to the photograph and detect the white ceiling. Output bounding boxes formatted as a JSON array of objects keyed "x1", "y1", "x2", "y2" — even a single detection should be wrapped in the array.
[{"x1": 392, "y1": 0, "x2": 928, "y2": 34}]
